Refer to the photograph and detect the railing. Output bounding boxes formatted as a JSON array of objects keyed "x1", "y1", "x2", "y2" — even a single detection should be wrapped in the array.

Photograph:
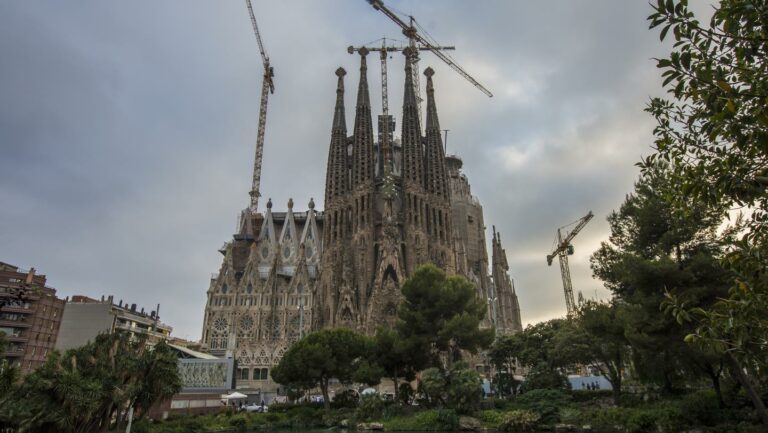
[{"x1": 0, "y1": 319, "x2": 31, "y2": 328}]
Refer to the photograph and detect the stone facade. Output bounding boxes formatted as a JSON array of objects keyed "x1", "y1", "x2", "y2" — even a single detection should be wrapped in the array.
[
  {"x1": 201, "y1": 50, "x2": 522, "y2": 400},
  {"x1": 316, "y1": 50, "x2": 457, "y2": 334},
  {"x1": 201, "y1": 199, "x2": 321, "y2": 398}
]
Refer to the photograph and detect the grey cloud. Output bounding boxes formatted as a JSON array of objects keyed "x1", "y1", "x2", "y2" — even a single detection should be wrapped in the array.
[{"x1": 1, "y1": 1, "x2": 686, "y2": 337}]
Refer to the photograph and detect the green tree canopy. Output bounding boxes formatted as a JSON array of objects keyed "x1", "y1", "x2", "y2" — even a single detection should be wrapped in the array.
[
  {"x1": 644, "y1": 0, "x2": 768, "y2": 424},
  {"x1": 365, "y1": 327, "x2": 417, "y2": 403},
  {"x1": 569, "y1": 301, "x2": 631, "y2": 405},
  {"x1": 590, "y1": 167, "x2": 731, "y2": 398},
  {"x1": 490, "y1": 319, "x2": 576, "y2": 393},
  {"x1": 0, "y1": 332, "x2": 181, "y2": 433},
  {"x1": 271, "y1": 328, "x2": 373, "y2": 412},
  {"x1": 397, "y1": 264, "x2": 494, "y2": 368}
]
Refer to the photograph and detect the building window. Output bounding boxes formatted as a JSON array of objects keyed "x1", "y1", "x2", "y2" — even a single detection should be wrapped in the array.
[
  {"x1": 259, "y1": 368, "x2": 269, "y2": 380},
  {"x1": 238, "y1": 368, "x2": 250, "y2": 380}
]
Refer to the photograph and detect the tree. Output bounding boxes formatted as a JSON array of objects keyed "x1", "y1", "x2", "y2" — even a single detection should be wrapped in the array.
[
  {"x1": 419, "y1": 362, "x2": 482, "y2": 413},
  {"x1": 568, "y1": 301, "x2": 631, "y2": 405},
  {"x1": 367, "y1": 327, "x2": 417, "y2": 403},
  {"x1": 590, "y1": 167, "x2": 731, "y2": 399},
  {"x1": 488, "y1": 335, "x2": 523, "y2": 397},
  {"x1": 271, "y1": 328, "x2": 372, "y2": 413},
  {"x1": 0, "y1": 333, "x2": 181, "y2": 433},
  {"x1": 644, "y1": 0, "x2": 768, "y2": 423},
  {"x1": 397, "y1": 264, "x2": 494, "y2": 369},
  {"x1": 489, "y1": 319, "x2": 575, "y2": 393}
]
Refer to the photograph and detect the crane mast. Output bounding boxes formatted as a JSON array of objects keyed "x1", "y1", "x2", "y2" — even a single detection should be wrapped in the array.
[
  {"x1": 367, "y1": 0, "x2": 493, "y2": 98},
  {"x1": 348, "y1": 40, "x2": 454, "y2": 175},
  {"x1": 546, "y1": 211, "x2": 594, "y2": 316},
  {"x1": 245, "y1": 0, "x2": 274, "y2": 214},
  {"x1": 347, "y1": 40, "x2": 455, "y2": 116}
]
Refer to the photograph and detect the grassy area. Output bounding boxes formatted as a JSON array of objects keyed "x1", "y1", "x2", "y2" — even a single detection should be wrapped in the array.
[{"x1": 132, "y1": 390, "x2": 765, "y2": 433}]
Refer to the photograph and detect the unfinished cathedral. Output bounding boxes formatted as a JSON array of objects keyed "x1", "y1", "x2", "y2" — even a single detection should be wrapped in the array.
[{"x1": 201, "y1": 48, "x2": 521, "y2": 398}]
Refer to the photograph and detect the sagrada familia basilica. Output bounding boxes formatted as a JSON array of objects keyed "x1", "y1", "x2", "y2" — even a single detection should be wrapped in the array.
[{"x1": 200, "y1": 48, "x2": 522, "y2": 397}]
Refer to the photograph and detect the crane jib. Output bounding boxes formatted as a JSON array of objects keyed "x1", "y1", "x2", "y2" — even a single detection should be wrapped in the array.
[{"x1": 367, "y1": 0, "x2": 492, "y2": 98}]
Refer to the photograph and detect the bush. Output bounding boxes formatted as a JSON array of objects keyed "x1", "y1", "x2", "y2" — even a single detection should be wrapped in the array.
[
  {"x1": 477, "y1": 409, "x2": 505, "y2": 427},
  {"x1": 385, "y1": 409, "x2": 440, "y2": 430},
  {"x1": 579, "y1": 404, "x2": 686, "y2": 433},
  {"x1": 445, "y1": 365, "x2": 483, "y2": 414},
  {"x1": 289, "y1": 405, "x2": 324, "y2": 427},
  {"x1": 333, "y1": 389, "x2": 360, "y2": 409},
  {"x1": 131, "y1": 419, "x2": 151, "y2": 433},
  {"x1": 516, "y1": 389, "x2": 572, "y2": 423},
  {"x1": 356, "y1": 394, "x2": 386, "y2": 421},
  {"x1": 488, "y1": 397, "x2": 512, "y2": 410},
  {"x1": 384, "y1": 409, "x2": 457, "y2": 430},
  {"x1": 436, "y1": 409, "x2": 459, "y2": 430},
  {"x1": 679, "y1": 390, "x2": 723, "y2": 426},
  {"x1": 499, "y1": 409, "x2": 541, "y2": 433},
  {"x1": 227, "y1": 414, "x2": 248, "y2": 432}
]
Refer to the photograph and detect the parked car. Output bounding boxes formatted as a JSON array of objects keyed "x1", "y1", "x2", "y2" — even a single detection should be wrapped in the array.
[{"x1": 242, "y1": 403, "x2": 268, "y2": 413}]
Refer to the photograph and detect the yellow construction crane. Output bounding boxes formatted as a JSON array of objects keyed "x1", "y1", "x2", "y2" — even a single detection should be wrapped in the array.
[
  {"x1": 366, "y1": 0, "x2": 493, "y2": 99},
  {"x1": 547, "y1": 211, "x2": 594, "y2": 316},
  {"x1": 245, "y1": 0, "x2": 274, "y2": 213}
]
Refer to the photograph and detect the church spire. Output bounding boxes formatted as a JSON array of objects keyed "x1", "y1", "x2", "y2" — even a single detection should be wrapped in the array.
[
  {"x1": 352, "y1": 48, "x2": 374, "y2": 189},
  {"x1": 401, "y1": 48, "x2": 424, "y2": 187},
  {"x1": 423, "y1": 67, "x2": 449, "y2": 199},
  {"x1": 325, "y1": 68, "x2": 348, "y2": 206}
]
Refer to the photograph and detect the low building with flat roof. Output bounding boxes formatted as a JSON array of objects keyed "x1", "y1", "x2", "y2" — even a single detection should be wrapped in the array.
[{"x1": 55, "y1": 295, "x2": 172, "y2": 351}]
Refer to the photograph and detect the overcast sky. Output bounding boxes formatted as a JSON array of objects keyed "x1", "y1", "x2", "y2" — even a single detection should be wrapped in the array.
[{"x1": 0, "y1": 1, "x2": 705, "y2": 340}]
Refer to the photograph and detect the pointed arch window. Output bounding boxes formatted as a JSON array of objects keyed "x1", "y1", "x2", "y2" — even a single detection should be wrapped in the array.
[
  {"x1": 246, "y1": 283, "x2": 253, "y2": 294},
  {"x1": 222, "y1": 284, "x2": 229, "y2": 294}
]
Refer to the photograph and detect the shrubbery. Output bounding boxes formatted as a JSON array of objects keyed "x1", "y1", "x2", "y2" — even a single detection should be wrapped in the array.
[
  {"x1": 356, "y1": 394, "x2": 386, "y2": 421},
  {"x1": 516, "y1": 388, "x2": 572, "y2": 423},
  {"x1": 384, "y1": 408, "x2": 458, "y2": 431},
  {"x1": 477, "y1": 409, "x2": 505, "y2": 427},
  {"x1": 498, "y1": 409, "x2": 540, "y2": 433},
  {"x1": 678, "y1": 390, "x2": 723, "y2": 427},
  {"x1": 333, "y1": 388, "x2": 360, "y2": 408}
]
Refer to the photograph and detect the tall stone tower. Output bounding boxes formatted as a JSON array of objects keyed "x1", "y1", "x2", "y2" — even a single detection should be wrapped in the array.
[
  {"x1": 317, "y1": 49, "x2": 455, "y2": 334},
  {"x1": 491, "y1": 227, "x2": 523, "y2": 334}
]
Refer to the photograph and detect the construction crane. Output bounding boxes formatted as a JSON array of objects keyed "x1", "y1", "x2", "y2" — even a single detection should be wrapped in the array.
[
  {"x1": 546, "y1": 211, "x2": 594, "y2": 316},
  {"x1": 245, "y1": 0, "x2": 274, "y2": 213},
  {"x1": 347, "y1": 39, "x2": 455, "y2": 120},
  {"x1": 348, "y1": 38, "x2": 453, "y2": 174},
  {"x1": 367, "y1": 0, "x2": 493, "y2": 101}
]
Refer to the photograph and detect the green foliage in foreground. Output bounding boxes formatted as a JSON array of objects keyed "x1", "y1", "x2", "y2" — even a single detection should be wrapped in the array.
[
  {"x1": 136, "y1": 388, "x2": 763, "y2": 432},
  {"x1": 643, "y1": 0, "x2": 768, "y2": 424},
  {"x1": 0, "y1": 332, "x2": 181, "y2": 433}
]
